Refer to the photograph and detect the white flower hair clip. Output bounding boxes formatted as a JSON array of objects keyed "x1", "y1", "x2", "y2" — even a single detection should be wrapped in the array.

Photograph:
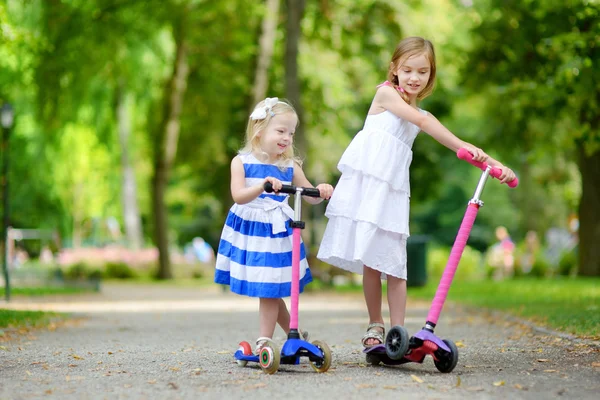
[{"x1": 250, "y1": 97, "x2": 280, "y2": 120}]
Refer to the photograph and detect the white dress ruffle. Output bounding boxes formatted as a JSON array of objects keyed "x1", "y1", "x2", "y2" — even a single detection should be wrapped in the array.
[{"x1": 317, "y1": 109, "x2": 426, "y2": 279}]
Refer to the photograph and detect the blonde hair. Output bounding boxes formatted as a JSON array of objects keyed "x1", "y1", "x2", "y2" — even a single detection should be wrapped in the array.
[
  {"x1": 239, "y1": 98, "x2": 302, "y2": 168},
  {"x1": 387, "y1": 36, "x2": 437, "y2": 103}
]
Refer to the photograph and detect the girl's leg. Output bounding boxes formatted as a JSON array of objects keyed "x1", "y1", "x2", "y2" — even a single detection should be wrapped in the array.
[
  {"x1": 276, "y1": 298, "x2": 291, "y2": 334},
  {"x1": 259, "y1": 298, "x2": 280, "y2": 338},
  {"x1": 386, "y1": 275, "x2": 407, "y2": 327},
  {"x1": 363, "y1": 265, "x2": 384, "y2": 345}
]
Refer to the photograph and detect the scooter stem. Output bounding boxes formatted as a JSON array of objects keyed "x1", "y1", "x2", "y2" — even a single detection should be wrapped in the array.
[
  {"x1": 424, "y1": 167, "x2": 491, "y2": 330},
  {"x1": 289, "y1": 188, "x2": 303, "y2": 333}
]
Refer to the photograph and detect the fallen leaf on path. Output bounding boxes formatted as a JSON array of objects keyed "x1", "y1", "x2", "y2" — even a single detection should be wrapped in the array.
[
  {"x1": 592, "y1": 362, "x2": 600, "y2": 368},
  {"x1": 456, "y1": 376, "x2": 461, "y2": 387},
  {"x1": 343, "y1": 377, "x2": 353, "y2": 381},
  {"x1": 148, "y1": 380, "x2": 157, "y2": 384},
  {"x1": 68, "y1": 364, "x2": 77, "y2": 367},
  {"x1": 71, "y1": 354, "x2": 84, "y2": 360},
  {"x1": 25, "y1": 370, "x2": 32, "y2": 376},
  {"x1": 45, "y1": 390, "x2": 53, "y2": 394},
  {"x1": 466, "y1": 386, "x2": 485, "y2": 392},
  {"x1": 355, "y1": 384, "x2": 376, "y2": 389},
  {"x1": 217, "y1": 350, "x2": 230, "y2": 354},
  {"x1": 168, "y1": 382, "x2": 178, "y2": 390},
  {"x1": 169, "y1": 367, "x2": 180, "y2": 372},
  {"x1": 0, "y1": 346, "x2": 6, "y2": 351},
  {"x1": 383, "y1": 385, "x2": 397, "y2": 390},
  {"x1": 537, "y1": 359, "x2": 550, "y2": 363},
  {"x1": 246, "y1": 383, "x2": 267, "y2": 389},
  {"x1": 514, "y1": 384, "x2": 524, "y2": 389},
  {"x1": 108, "y1": 352, "x2": 113, "y2": 355},
  {"x1": 544, "y1": 369, "x2": 557, "y2": 373},
  {"x1": 455, "y1": 341, "x2": 465, "y2": 348},
  {"x1": 493, "y1": 381, "x2": 505, "y2": 386},
  {"x1": 411, "y1": 375, "x2": 424, "y2": 383}
]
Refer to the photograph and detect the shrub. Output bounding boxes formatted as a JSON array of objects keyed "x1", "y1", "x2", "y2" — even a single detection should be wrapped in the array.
[
  {"x1": 104, "y1": 262, "x2": 137, "y2": 279},
  {"x1": 64, "y1": 262, "x2": 91, "y2": 280},
  {"x1": 558, "y1": 248, "x2": 578, "y2": 276},
  {"x1": 529, "y1": 254, "x2": 551, "y2": 277},
  {"x1": 427, "y1": 245, "x2": 483, "y2": 282}
]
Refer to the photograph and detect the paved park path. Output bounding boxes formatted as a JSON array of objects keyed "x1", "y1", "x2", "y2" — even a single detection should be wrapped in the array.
[{"x1": 1, "y1": 282, "x2": 598, "y2": 399}]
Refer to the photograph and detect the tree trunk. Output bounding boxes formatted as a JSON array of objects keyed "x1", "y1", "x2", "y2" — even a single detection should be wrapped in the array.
[
  {"x1": 151, "y1": 24, "x2": 190, "y2": 280},
  {"x1": 117, "y1": 80, "x2": 143, "y2": 250},
  {"x1": 284, "y1": 0, "x2": 306, "y2": 156},
  {"x1": 577, "y1": 142, "x2": 600, "y2": 276},
  {"x1": 252, "y1": 0, "x2": 280, "y2": 106}
]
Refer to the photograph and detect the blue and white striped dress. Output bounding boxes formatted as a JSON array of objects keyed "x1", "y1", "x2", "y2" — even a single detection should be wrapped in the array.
[{"x1": 214, "y1": 153, "x2": 313, "y2": 298}]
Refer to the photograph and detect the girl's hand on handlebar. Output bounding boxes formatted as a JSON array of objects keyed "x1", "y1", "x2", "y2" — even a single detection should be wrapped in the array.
[
  {"x1": 497, "y1": 165, "x2": 516, "y2": 184},
  {"x1": 264, "y1": 177, "x2": 282, "y2": 192},
  {"x1": 464, "y1": 144, "x2": 489, "y2": 163},
  {"x1": 316, "y1": 183, "x2": 334, "y2": 200}
]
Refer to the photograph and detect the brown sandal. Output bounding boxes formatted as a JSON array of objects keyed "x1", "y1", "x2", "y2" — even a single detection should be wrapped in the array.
[{"x1": 362, "y1": 322, "x2": 385, "y2": 348}]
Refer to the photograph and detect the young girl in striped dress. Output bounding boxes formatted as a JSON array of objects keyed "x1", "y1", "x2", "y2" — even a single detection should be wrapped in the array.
[{"x1": 214, "y1": 97, "x2": 334, "y2": 354}]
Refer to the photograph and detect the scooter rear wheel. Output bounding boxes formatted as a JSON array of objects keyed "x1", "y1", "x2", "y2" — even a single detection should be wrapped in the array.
[
  {"x1": 236, "y1": 341, "x2": 252, "y2": 367},
  {"x1": 309, "y1": 340, "x2": 332, "y2": 373},
  {"x1": 365, "y1": 353, "x2": 381, "y2": 366},
  {"x1": 385, "y1": 325, "x2": 409, "y2": 360}
]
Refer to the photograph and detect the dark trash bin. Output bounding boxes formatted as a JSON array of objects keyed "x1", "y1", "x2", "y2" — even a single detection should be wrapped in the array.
[{"x1": 407, "y1": 235, "x2": 430, "y2": 287}]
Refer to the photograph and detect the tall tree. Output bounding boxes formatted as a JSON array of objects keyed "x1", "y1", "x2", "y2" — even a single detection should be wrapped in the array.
[
  {"x1": 463, "y1": 0, "x2": 600, "y2": 275},
  {"x1": 252, "y1": 0, "x2": 281, "y2": 106},
  {"x1": 117, "y1": 80, "x2": 143, "y2": 249},
  {"x1": 284, "y1": 0, "x2": 306, "y2": 156},
  {"x1": 152, "y1": 7, "x2": 190, "y2": 279}
]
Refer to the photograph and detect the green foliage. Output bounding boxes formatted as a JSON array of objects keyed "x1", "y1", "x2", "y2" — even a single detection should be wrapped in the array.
[{"x1": 1, "y1": 0, "x2": 595, "y2": 276}]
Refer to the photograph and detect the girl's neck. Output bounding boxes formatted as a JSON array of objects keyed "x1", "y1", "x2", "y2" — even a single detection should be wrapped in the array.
[{"x1": 253, "y1": 151, "x2": 279, "y2": 164}]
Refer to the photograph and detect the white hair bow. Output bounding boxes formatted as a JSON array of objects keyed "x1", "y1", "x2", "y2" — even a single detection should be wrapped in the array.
[{"x1": 250, "y1": 97, "x2": 280, "y2": 120}]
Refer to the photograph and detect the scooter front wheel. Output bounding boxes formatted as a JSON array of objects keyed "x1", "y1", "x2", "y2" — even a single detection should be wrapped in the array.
[
  {"x1": 385, "y1": 325, "x2": 409, "y2": 360},
  {"x1": 259, "y1": 340, "x2": 280, "y2": 374}
]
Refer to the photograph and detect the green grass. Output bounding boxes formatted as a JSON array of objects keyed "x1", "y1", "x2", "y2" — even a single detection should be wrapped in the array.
[
  {"x1": 0, "y1": 287, "x2": 82, "y2": 331},
  {"x1": 334, "y1": 277, "x2": 600, "y2": 338},
  {"x1": 0, "y1": 309, "x2": 63, "y2": 330},
  {"x1": 0, "y1": 287, "x2": 88, "y2": 297}
]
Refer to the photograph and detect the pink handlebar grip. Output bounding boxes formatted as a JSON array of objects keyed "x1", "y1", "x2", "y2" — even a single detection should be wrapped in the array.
[{"x1": 457, "y1": 148, "x2": 519, "y2": 188}]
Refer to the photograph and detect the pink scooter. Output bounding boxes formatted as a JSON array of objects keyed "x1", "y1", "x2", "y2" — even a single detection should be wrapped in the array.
[{"x1": 365, "y1": 148, "x2": 519, "y2": 372}]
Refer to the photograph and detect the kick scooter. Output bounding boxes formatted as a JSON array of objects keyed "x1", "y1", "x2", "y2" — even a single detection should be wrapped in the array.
[
  {"x1": 365, "y1": 148, "x2": 518, "y2": 372},
  {"x1": 234, "y1": 182, "x2": 332, "y2": 374}
]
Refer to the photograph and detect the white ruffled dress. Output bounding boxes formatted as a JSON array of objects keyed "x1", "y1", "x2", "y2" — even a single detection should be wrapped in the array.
[{"x1": 317, "y1": 107, "x2": 426, "y2": 279}]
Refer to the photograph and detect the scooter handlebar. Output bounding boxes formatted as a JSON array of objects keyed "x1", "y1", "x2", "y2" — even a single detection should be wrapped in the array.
[
  {"x1": 457, "y1": 148, "x2": 519, "y2": 188},
  {"x1": 264, "y1": 182, "x2": 321, "y2": 197}
]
